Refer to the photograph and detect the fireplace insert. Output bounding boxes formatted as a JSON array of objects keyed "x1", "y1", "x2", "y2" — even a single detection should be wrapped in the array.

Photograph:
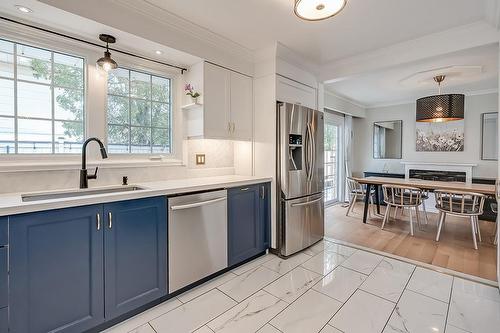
[{"x1": 409, "y1": 169, "x2": 466, "y2": 182}]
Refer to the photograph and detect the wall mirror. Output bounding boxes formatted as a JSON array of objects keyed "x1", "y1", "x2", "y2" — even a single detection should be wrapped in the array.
[
  {"x1": 373, "y1": 120, "x2": 403, "y2": 159},
  {"x1": 481, "y1": 112, "x2": 498, "y2": 160}
]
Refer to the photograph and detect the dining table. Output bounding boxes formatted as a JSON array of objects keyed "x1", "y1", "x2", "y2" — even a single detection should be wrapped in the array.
[{"x1": 353, "y1": 176, "x2": 497, "y2": 224}]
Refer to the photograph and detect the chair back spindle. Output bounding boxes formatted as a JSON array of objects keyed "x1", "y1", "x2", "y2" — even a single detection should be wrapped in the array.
[{"x1": 434, "y1": 190, "x2": 485, "y2": 216}]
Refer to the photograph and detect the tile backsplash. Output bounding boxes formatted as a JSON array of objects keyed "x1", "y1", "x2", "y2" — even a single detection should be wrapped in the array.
[
  {"x1": 0, "y1": 139, "x2": 241, "y2": 193},
  {"x1": 186, "y1": 139, "x2": 234, "y2": 169}
]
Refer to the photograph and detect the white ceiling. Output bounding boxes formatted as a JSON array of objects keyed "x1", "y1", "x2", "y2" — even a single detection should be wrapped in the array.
[
  {"x1": 325, "y1": 44, "x2": 499, "y2": 107},
  {"x1": 143, "y1": 0, "x2": 489, "y2": 64}
]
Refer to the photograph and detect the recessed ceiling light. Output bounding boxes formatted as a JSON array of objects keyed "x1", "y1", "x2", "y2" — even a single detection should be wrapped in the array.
[
  {"x1": 15, "y1": 5, "x2": 33, "y2": 13},
  {"x1": 155, "y1": 50, "x2": 163, "y2": 55}
]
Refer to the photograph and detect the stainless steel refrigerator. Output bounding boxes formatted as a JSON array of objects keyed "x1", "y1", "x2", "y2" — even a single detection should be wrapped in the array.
[{"x1": 277, "y1": 102, "x2": 324, "y2": 257}]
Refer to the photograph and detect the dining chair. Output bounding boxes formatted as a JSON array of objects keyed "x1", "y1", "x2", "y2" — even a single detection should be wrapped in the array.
[
  {"x1": 392, "y1": 190, "x2": 429, "y2": 225},
  {"x1": 434, "y1": 190, "x2": 486, "y2": 250},
  {"x1": 346, "y1": 177, "x2": 374, "y2": 217},
  {"x1": 381, "y1": 185, "x2": 423, "y2": 236}
]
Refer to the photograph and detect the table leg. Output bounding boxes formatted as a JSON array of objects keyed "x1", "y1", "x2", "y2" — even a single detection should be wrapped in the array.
[
  {"x1": 363, "y1": 184, "x2": 371, "y2": 224},
  {"x1": 374, "y1": 184, "x2": 381, "y2": 215}
]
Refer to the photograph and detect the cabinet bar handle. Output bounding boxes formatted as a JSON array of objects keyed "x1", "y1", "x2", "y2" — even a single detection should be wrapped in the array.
[
  {"x1": 231, "y1": 122, "x2": 235, "y2": 133},
  {"x1": 96, "y1": 213, "x2": 101, "y2": 230},
  {"x1": 260, "y1": 186, "x2": 265, "y2": 199},
  {"x1": 108, "y1": 212, "x2": 112, "y2": 229},
  {"x1": 240, "y1": 187, "x2": 249, "y2": 191},
  {"x1": 228, "y1": 122, "x2": 231, "y2": 133},
  {"x1": 170, "y1": 197, "x2": 226, "y2": 211}
]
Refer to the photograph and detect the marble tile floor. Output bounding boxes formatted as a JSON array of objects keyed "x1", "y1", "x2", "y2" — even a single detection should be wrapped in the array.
[{"x1": 104, "y1": 239, "x2": 500, "y2": 333}]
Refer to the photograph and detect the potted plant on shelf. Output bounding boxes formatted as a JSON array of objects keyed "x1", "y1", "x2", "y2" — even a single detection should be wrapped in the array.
[{"x1": 184, "y1": 83, "x2": 200, "y2": 104}]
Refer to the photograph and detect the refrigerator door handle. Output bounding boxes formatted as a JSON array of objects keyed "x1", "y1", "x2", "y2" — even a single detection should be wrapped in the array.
[
  {"x1": 290, "y1": 196, "x2": 323, "y2": 207},
  {"x1": 304, "y1": 122, "x2": 311, "y2": 180},
  {"x1": 311, "y1": 122, "x2": 316, "y2": 182},
  {"x1": 306, "y1": 123, "x2": 314, "y2": 182}
]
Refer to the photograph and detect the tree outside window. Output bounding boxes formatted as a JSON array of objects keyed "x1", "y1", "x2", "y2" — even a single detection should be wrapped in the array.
[
  {"x1": 107, "y1": 68, "x2": 171, "y2": 154},
  {"x1": 0, "y1": 39, "x2": 85, "y2": 154}
]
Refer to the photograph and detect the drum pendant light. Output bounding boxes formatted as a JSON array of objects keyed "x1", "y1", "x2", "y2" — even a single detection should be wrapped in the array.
[
  {"x1": 96, "y1": 34, "x2": 118, "y2": 72},
  {"x1": 416, "y1": 75, "x2": 464, "y2": 123},
  {"x1": 294, "y1": 0, "x2": 347, "y2": 21}
]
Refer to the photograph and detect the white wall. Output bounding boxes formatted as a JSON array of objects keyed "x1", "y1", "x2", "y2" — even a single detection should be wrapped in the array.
[{"x1": 352, "y1": 93, "x2": 498, "y2": 178}]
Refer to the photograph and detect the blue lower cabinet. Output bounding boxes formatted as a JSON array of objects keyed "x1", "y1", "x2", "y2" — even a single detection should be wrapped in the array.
[
  {"x1": 0, "y1": 307, "x2": 7, "y2": 333},
  {"x1": 0, "y1": 247, "x2": 7, "y2": 309},
  {"x1": 9, "y1": 196, "x2": 168, "y2": 333},
  {"x1": 10, "y1": 205, "x2": 105, "y2": 333},
  {"x1": 0, "y1": 217, "x2": 7, "y2": 246},
  {"x1": 260, "y1": 183, "x2": 271, "y2": 249},
  {"x1": 104, "y1": 197, "x2": 167, "y2": 320},
  {"x1": 228, "y1": 183, "x2": 271, "y2": 266}
]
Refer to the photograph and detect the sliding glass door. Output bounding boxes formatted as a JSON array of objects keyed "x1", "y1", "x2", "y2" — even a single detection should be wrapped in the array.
[{"x1": 324, "y1": 111, "x2": 345, "y2": 206}]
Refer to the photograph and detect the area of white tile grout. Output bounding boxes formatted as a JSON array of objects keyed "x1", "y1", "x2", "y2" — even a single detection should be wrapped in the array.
[{"x1": 104, "y1": 239, "x2": 500, "y2": 333}]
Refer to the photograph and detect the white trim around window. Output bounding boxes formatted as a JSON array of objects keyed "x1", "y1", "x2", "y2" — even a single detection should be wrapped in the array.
[{"x1": 0, "y1": 20, "x2": 184, "y2": 171}]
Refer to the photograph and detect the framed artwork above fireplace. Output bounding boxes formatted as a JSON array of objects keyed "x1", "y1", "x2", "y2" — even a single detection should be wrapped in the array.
[{"x1": 415, "y1": 120, "x2": 464, "y2": 152}]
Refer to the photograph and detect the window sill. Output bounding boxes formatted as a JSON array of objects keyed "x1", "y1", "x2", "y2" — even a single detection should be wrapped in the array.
[{"x1": 0, "y1": 158, "x2": 184, "y2": 173}]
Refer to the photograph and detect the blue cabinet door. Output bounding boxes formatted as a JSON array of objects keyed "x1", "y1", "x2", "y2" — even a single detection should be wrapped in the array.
[
  {"x1": 103, "y1": 197, "x2": 167, "y2": 320},
  {"x1": 10, "y1": 205, "x2": 104, "y2": 333},
  {"x1": 260, "y1": 183, "x2": 271, "y2": 250},
  {"x1": 228, "y1": 184, "x2": 266, "y2": 266}
]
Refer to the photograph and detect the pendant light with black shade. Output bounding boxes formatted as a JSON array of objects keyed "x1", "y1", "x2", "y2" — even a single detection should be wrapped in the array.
[
  {"x1": 96, "y1": 34, "x2": 118, "y2": 72},
  {"x1": 416, "y1": 75, "x2": 464, "y2": 123}
]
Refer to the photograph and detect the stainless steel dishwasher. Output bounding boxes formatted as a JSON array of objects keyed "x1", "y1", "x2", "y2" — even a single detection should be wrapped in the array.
[{"x1": 168, "y1": 189, "x2": 228, "y2": 293}]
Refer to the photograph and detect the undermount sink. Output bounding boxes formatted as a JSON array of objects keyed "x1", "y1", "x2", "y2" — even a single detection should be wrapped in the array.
[{"x1": 21, "y1": 186, "x2": 147, "y2": 202}]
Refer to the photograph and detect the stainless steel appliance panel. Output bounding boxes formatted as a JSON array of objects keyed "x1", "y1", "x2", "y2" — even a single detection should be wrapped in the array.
[
  {"x1": 168, "y1": 190, "x2": 228, "y2": 293},
  {"x1": 281, "y1": 193, "x2": 324, "y2": 256},
  {"x1": 278, "y1": 103, "x2": 324, "y2": 199},
  {"x1": 309, "y1": 109, "x2": 324, "y2": 195}
]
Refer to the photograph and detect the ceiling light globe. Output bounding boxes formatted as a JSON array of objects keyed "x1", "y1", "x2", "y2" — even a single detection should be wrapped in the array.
[
  {"x1": 96, "y1": 52, "x2": 118, "y2": 72},
  {"x1": 294, "y1": 0, "x2": 347, "y2": 21}
]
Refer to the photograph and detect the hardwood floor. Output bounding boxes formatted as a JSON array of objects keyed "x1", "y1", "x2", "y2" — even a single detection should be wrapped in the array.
[{"x1": 325, "y1": 203, "x2": 498, "y2": 281}]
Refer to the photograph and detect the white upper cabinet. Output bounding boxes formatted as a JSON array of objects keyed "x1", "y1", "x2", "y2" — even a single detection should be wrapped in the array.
[
  {"x1": 276, "y1": 75, "x2": 317, "y2": 110},
  {"x1": 229, "y1": 71, "x2": 253, "y2": 140},
  {"x1": 203, "y1": 62, "x2": 231, "y2": 139},
  {"x1": 184, "y1": 62, "x2": 253, "y2": 140}
]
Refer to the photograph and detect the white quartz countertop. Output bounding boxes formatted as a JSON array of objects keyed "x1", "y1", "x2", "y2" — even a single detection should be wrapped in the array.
[{"x1": 0, "y1": 175, "x2": 272, "y2": 217}]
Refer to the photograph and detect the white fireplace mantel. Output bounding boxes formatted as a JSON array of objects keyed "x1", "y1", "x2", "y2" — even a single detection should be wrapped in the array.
[{"x1": 400, "y1": 161, "x2": 477, "y2": 183}]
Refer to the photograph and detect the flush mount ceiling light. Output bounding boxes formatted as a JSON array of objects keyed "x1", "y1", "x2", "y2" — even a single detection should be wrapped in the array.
[
  {"x1": 294, "y1": 0, "x2": 347, "y2": 21},
  {"x1": 96, "y1": 34, "x2": 118, "y2": 72},
  {"x1": 155, "y1": 50, "x2": 163, "y2": 55},
  {"x1": 416, "y1": 75, "x2": 465, "y2": 123},
  {"x1": 15, "y1": 5, "x2": 33, "y2": 13}
]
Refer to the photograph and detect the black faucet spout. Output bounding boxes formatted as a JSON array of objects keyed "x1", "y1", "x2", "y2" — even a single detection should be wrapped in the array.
[{"x1": 80, "y1": 137, "x2": 108, "y2": 189}]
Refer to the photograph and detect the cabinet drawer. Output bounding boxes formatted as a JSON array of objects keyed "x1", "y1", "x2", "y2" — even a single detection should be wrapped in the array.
[
  {"x1": 0, "y1": 248, "x2": 6, "y2": 309},
  {"x1": 0, "y1": 306, "x2": 7, "y2": 333},
  {"x1": 0, "y1": 217, "x2": 7, "y2": 246}
]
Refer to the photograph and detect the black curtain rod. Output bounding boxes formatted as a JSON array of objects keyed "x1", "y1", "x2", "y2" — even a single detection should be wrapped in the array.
[{"x1": 0, "y1": 16, "x2": 187, "y2": 74}]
